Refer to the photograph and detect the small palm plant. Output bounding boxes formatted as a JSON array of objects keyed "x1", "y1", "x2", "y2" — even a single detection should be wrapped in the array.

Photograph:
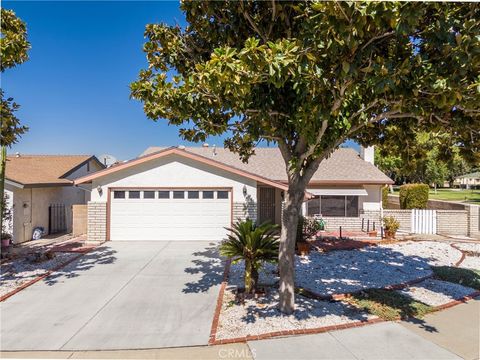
[{"x1": 220, "y1": 219, "x2": 280, "y2": 294}]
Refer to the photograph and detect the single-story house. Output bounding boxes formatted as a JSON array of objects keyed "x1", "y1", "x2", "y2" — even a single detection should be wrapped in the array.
[
  {"x1": 74, "y1": 145, "x2": 393, "y2": 243},
  {"x1": 4, "y1": 154, "x2": 104, "y2": 243},
  {"x1": 454, "y1": 171, "x2": 480, "y2": 189}
]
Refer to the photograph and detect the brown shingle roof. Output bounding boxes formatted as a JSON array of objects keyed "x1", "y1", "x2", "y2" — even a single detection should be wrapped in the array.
[
  {"x1": 5, "y1": 154, "x2": 93, "y2": 187},
  {"x1": 142, "y1": 146, "x2": 393, "y2": 185}
]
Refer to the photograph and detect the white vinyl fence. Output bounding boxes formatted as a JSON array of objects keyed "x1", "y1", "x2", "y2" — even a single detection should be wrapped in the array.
[{"x1": 411, "y1": 209, "x2": 437, "y2": 234}]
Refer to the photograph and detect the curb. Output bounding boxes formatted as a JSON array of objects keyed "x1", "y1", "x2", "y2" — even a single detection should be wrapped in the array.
[{"x1": 0, "y1": 248, "x2": 95, "y2": 302}]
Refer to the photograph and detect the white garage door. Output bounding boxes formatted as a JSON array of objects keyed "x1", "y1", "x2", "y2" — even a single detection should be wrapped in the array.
[{"x1": 110, "y1": 189, "x2": 231, "y2": 241}]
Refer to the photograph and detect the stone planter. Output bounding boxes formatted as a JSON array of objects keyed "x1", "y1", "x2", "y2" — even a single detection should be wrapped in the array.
[
  {"x1": 384, "y1": 229, "x2": 396, "y2": 240},
  {"x1": 297, "y1": 242, "x2": 311, "y2": 256},
  {"x1": 368, "y1": 230, "x2": 378, "y2": 237}
]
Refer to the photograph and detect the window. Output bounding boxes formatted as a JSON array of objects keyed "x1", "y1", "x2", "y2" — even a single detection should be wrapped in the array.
[
  {"x1": 321, "y1": 196, "x2": 346, "y2": 217},
  {"x1": 306, "y1": 196, "x2": 359, "y2": 217},
  {"x1": 173, "y1": 191, "x2": 185, "y2": 199},
  {"x1": 346, "y1": 196, "x2": 359, "y2": 217},
  {"x1": 113, "y1": 191, "x2": 125, "y2": 199},
  {"x1": 129, "y1": 191, "x2": 140, "y2": 199},
  {"x1": 143, "y1": 191, "x2": 155, "y2": 199},
  {"x1": 188, "y1": 191, "x2": 199, "y2": 199},
  {"x1": 202, "y1": 191, "x2": 214, "y2": 199},
  {"x1": 158, "y1": 191, "x2": 170, "y2": 199},
  {"x1": 217, "y1": 191, "x2": 229, "y2": 199}
]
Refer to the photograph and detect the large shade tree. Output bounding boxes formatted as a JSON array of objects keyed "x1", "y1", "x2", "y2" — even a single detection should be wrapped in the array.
[
  {"x1": 131, "y1": 1, "x2": 480, "y2": 313},
  {"x1": 1, "y1": 8, "x2": 30, "y2": 237}
]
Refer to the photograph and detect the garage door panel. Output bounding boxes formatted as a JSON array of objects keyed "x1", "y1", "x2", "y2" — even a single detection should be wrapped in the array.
[{"x1": 110, "y1": 189, "x2": 231, "y2": 241}]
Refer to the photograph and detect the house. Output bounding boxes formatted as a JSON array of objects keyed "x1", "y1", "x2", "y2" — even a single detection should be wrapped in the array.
[
  {"x1": 4, "y1": 154, "x2": 104, "y2": 243},
  {"x1": 74, "y1": 145, "x2": 393, "y2": 243},
  {"x1": 454, "y1": 171, "x2": 480, "y2": 189}
]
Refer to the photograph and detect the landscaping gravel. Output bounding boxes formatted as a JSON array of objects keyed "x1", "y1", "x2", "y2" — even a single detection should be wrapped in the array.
[
  {"x1": 228, "y1": 241, "x2": 462, "y2": 296},
  {"x1": 295, "y1": 241, "x2": 461, "y2": 296},
  {"x1": 215, "y1": 288, "x2": 375, "y2": 340},
  {"x1": 229, "y1": 261, "x2": 278, "y2": 288},
  {"x1": 398, "y1": 279, "x2": 476, "y2": 307},
  {"x1": 453, "y1": 242, "x2": 480, "y2": 254},
  {"x1": 0, "y1": 252, "x2": 78, "y2": 297},
  {"x1": 459, "y1": 256, "x2": 480, "y2": 270}
]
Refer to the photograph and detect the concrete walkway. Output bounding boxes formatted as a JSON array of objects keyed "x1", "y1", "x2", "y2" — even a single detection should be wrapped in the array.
[
  {"x1": 1, "y1": 241, "x2": 224, "y2": 351},
  {"x1": 401, "y1": 298, "x2": 480, "y2": 360}
]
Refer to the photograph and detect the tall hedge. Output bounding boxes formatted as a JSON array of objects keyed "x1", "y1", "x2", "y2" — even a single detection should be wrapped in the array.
[
  {"x1": 382, "y1": 186, "x2": 389, "y2": 208},
  {"x1": 399, "y1": 184, "x2": 429, "y2": 209}
]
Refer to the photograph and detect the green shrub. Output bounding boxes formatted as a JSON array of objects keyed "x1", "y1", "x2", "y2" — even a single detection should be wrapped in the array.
[
  {"x1": 347, "y1": 289, "x2": 434, "y2": 321},
  {"x1": 382, "y1": 186, "x2": 389, "y2": 208},
  {"x1": 382, "y1": 216, "x2": 400, "y2": 232},
  {"x1": 432, "y1": 266, "x2": 480, "y2": 290},
  {"x1": 220, "y1": 219, "x2": 279, "y2": 294},
  {"x1": 399, "y1": 184, "x2": 429, "y2": 209},
  {"x1": 296, "y1": 216, "x2": 320, "y2": 243}
]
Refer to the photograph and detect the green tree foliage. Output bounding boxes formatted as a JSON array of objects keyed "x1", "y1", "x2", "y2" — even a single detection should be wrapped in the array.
[
  {"x1": 0, "y1": 9, "x2": 30, "y2": 72},
  {"x1": 376, "y1": 132, "x2": 474, "y2": 186},
  {"x1": 399, "y1": 184, "x2": 430, "y2": 209},
  {"x1": 220, "y1": 219, "x2": 279, "y2": 294},
  {"x1": 1, "y1": 8, "x2": 30, "y2": 239},
  {"x1": 382, "y1": 186, "x2": 390, "y2": 208},
  {"x1": 132, "y1": 2, "x2": 480, "y2": 313}
]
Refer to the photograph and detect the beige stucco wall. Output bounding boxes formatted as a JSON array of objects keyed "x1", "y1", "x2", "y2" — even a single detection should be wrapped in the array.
[{"x1": 5, "y1": 159, "x2": 103, "y2": 244}]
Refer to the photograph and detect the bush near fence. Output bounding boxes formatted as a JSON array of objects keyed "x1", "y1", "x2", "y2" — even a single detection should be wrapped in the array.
[{"x1": 399, "y1": 184, "x2": 429, "y2": 209}]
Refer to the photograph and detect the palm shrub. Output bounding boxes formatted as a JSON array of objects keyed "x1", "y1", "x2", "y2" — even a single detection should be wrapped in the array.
[{"x1": 220, "y1": 219, "x2": 280, "y2": 294}]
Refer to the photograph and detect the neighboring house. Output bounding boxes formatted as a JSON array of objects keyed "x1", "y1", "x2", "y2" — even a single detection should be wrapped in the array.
[
  {"x1": 454, "y1": 172, "x2": 480, "y2": 189},
  {"x1": 4, "y1": 154, "x2": 104, "y2": 243},
  {"x1": 74, "y1": 145, "x2": 393, "y2": 243}
]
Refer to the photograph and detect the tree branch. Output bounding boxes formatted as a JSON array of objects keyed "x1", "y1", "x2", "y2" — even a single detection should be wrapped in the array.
[
  {"x1": 360, "y1": 31, "x2": 395, "y2": 52},
  {"x1": 240, "y1": 0, "x2": 268, "y2": 43}
]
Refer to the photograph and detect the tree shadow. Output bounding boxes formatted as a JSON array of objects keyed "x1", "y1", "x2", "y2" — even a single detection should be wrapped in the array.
[
  {"x1": 240, "y1": 289, "x2": 370, "y2": 325},
  {"x1": 182, "y1": 243, "x2": 225, "y2": 293},
  {"x1": 225, "y1": 241, "x2": 472, "y2": 329},
  {"x1": 42, "y1": 246, "x2": 118, "y2": 286}
]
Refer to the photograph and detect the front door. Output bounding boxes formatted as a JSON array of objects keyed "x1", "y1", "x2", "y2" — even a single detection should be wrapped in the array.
[{"x1": 258, "y1": 187, "x2": 276, "y2": 224}]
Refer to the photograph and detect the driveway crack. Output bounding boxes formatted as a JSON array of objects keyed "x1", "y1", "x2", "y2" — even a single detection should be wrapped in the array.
[{"x1": 59, "y1": 241, "x2": 171, "y2": 350}]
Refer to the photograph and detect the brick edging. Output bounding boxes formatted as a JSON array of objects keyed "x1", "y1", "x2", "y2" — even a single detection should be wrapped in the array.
[
  {"x1": 0, "y1": 248, "x2": 95, "y2": 302},
  {"x1": 208, "y1": 258, "x2": 231, "y2": 345},
  {"x1": 210, "y1": 317, "x2": 385, "y2": 345},
  {"x1": 209, "y1": 242, "x2": 472, "y2": 345}
]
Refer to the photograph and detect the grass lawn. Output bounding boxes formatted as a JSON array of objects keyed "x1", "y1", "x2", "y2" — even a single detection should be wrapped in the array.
[
  {"x1": 393, "y1": 188, "x2": 480, "y2": 204},
  {"x1": 346, "y1": 289, "x2": 434, "y2": 321},
  {"x1": 432, "y1": 266, "x2": 480, "y2": 290}
]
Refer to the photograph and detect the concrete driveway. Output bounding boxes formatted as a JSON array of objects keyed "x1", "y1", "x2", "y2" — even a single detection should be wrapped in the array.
[{"x1": 0, "y1": 241, "x2": 224, "y2": 351}]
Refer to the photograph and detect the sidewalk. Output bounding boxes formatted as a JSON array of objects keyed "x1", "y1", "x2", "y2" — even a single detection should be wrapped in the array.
[
  {"x1": 400, "y1": 298, "x2": 480, "y2": 360},
  {"x1": 2, "y1": 299, "x2": 478, "y2": 360}
]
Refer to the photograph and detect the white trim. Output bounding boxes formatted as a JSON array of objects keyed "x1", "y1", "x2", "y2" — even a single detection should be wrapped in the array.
[
  {"x1": 5, "y1": 179, "x2": 24, "y2": 189},
  {"x1": 307, "y1": 188, "x2": 368, "y2": 196}
]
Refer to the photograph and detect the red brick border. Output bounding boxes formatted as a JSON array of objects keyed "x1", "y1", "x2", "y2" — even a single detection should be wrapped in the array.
[
  {"x1": 0, "y1": 247, "x2": 96, "y2": 302},
  {"x1": 208, "y1": 241, "x2": 474, "y2": 345},
  {"x1": 208, "y1": 258, "x2": 231, "y2": 345}
]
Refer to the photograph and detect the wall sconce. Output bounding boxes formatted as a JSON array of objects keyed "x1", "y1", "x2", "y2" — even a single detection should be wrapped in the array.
[
  {"x1": 243, "y1": 185, "x2": 247, "y2": 197},
  {"x1": 281, "y1": 191, "x2": 285, "y2": 201},
  {"x1": 97, "y1": 186, "x2": 103, "y2": 196}
]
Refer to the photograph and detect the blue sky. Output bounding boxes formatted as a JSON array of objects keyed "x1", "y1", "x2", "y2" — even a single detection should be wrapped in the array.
[{"x1": 3, "y1": 1, "x2": 357, "y2": 160}]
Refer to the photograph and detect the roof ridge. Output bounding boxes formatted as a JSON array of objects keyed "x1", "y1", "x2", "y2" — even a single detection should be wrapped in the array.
[{"x1": 6, "y1": 154, "x2": 92, "y2": 157}]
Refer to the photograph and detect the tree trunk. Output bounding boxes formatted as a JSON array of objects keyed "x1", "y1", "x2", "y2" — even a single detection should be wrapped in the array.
[
  {"x1": 245, "y1": 259, "x2": 254, "y2": 294},
  {"x1": 0, "y1": 145, "x2": 6, "y2": 236},
  {"x1": 278, "y1": 182, "x2": 306, "y2": 314}
]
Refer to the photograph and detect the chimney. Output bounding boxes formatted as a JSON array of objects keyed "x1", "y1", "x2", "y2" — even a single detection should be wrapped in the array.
[
  {"x1": 212, "y1": 144, "x2": 217, "y2": 156},
  {"x1": 202, "y1": 143, "x2": 209, "y2": 147},
  {"x1": 360, "y1": 146, "x2": 375, "y2": 165}
]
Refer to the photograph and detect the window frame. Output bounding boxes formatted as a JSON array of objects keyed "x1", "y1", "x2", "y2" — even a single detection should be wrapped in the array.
[
  {"x1": 188, "y1": 191, "x2": 200, "y2": 199},
  {"x1": 306, "y1": 195, "x2": 359, "y2": 217},
  {"x1": 113, "y1": 190, "x2": 126, "y2": 199},
  {"x1": 173, "y1": 190, "x2": 185, "y2": 199},
  {"x1": 128, "y1": 191, "x2": 141, "y2": 199},
  {"x1": 143, "y1": 190, "x2": 155, "y2": 199},
  {"x1": 202, "y1": 191, "x2": 214, "y2": 199},
  {"x1": 158, "y1": 190, "x2": 170, "y2": 199},
  {"x1": 217, "y1": 190, "x2": 229, "y2": 199}
]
